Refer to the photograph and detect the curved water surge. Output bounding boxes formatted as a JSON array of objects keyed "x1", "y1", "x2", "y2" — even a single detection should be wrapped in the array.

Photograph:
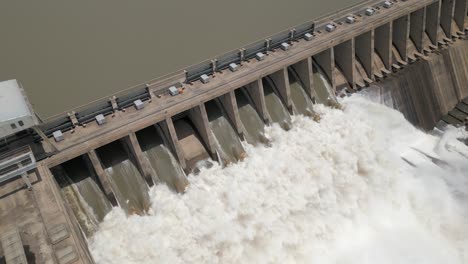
[
  {"x1": 288, "y1": 68, "x2": 315, "y2": 116},
  {"x1": 98, "y1": 141, "x2": 150, "y2": 215},
  {"x1": 263, "y1": 78, "x2": 292, "y2": 130},
  {"x1": 235, "y1": 88, "x2": 265, "y2": 145},
  {"x1": 137, "y1": 126, "x2": 188, "y2": 193},
  {"x1": 89, "y1": 94, "x2": 468, "y2": 264},
  {"x1": 206, "y1": 100, "x2": 245, "y2": 165},
  {"x1": 313, "y1": 62, "x2": 337, "y2": 105},
  {"x1": 105, "y1": 161, "x2": 150, "y2": 215}
]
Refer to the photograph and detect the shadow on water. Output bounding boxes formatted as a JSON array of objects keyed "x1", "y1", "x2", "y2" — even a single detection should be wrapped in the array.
[
  {"x1": 24, "y1": 245, "x2": 36, "y2": 264},
  {"x1": 235, "y1": 88, "x2": 266, "y2": 145},
  {"x1": 174, "y1": 117, "x2": 211, "y2": 173},
  {"x1": 52, "y1": 156, "x2": 112, "y2": 237},
  {"x1": 136, "y1": 126, "x2": 188, "y2": 193},
  {"x1": 262, "y1": 77, "x2": 292, "y2": 130},
  {"x1": 97, "y1": 141, "x2": 149, "y2": 215}
]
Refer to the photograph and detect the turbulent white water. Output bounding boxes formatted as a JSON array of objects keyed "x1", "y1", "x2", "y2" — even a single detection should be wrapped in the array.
[{"x1": 89, "y1": 95, "x2": 468, "y2": 264}]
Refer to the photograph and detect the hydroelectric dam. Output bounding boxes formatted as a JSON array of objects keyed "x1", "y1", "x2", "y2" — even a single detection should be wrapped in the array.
[{"x1": 1, "y1": 0, "x2": 468, "y2": 263}]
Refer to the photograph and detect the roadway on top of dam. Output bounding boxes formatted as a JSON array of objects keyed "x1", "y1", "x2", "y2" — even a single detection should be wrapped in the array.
[
  {"x1": 0, "y1": 0, "x2": 364, "y2": 118},
  {"x1": 44, "y1": 0, "x2": 434, "y2": 168}
]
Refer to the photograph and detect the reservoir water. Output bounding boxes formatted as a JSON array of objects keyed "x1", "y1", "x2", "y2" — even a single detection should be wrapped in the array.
[{"x1": 0, "y1": 0, "x2": 362, "y2": 118}]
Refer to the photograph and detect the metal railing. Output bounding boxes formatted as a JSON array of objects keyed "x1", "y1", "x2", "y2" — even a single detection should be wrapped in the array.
[{"x1": 0, "y1": 146, "x2": 36, "y2": 185}]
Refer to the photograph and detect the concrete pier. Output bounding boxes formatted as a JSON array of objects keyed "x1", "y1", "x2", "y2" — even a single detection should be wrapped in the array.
[
  {"x1": 246, "y1": 80, "x2": 269, "y2": 123},
  {"x1": 375, "y1": 23, "x2": 392, "y2": 70},
  {"x1": 290, "y1": 58, "x2": 315, "y2": 100},
  {"x1": 426, "y1": 1, "x2": 442, "y2": 45},
  {"x1": 440, "y1": 0, "x2": 455, "y2": 37},
  {"x1": 355, "y1": 30, "x2": 374, "y2": 80},
  {"x1": 268, "y1": 68, "x2": 292, "y2": 113},
  {"x1": 159, "y1": 118, "x2": 187, "y2": 169},
  {"x1": 188, "y1": 104, "x2": 217, "y2": 158},
  {"x1": 126, "y1": 132, "x2": 155, "y2": 185},
  {"x1": 88, "y1": 150, "x2": 117, "y2": 206},
  {"x1": 393, "y1": 15, "x2": 410, "y2": 61},
  {"x1": 454, "y1": 0, "x2": 467, "y2": 31},
  {"x1": 313, "y1": 48, "x2": 335, "y2": 91},
  {"x1": 218, "y1": 91, "x2": 243, "y2": 137},
  {"x1": 334, "y1": 39, "x2": 355, "y2": 88},
  {"x1": 410, "y1": 8, "x2": 426, "y2": 52}
]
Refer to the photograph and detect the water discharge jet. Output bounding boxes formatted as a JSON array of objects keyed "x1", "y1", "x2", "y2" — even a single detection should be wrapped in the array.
[{"x1": 89, "y1": 95, "x2": 468, "y2": 264}]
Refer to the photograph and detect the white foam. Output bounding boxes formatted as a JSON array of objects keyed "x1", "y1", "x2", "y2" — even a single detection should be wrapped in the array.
[{"x1": 89, "y1": 95, "x2": 468, "y2": 264}]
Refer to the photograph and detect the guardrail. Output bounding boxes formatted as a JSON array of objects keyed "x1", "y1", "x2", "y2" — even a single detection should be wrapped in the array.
[
  {"x1": 0, "y1": 146, "x2": 36, "y2": 185},
  {"x1": 39, "y1": 0, "x2": 411, "y2": 137}
]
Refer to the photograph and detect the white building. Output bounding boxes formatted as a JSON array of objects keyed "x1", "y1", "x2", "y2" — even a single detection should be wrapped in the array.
[
  {"x1": 0, "y1": 79, "x2": 39, "y2": 139},
  {"x1": 0, "y1": 79, "x2": 38, "y2": 187}
]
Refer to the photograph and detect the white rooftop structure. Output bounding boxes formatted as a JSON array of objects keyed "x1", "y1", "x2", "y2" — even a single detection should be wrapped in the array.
[{"x1": 0, "y1": 79, "x2": 38, "y2": 138}]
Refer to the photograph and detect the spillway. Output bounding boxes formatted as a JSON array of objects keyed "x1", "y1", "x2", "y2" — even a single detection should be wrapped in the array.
[
  {"x1": 96, "y1": 141, "x2": 150, "y2": 215},
  {"x1": 205, "y1": 100, "x2": 245, "y2": 165},
  {"x1": 89, "y1": 95, "x2": 468, "y2": 263},
  {"x1": 174, "y1": 117, "x2": 211, "y2": 171},
  {"x1": 52, "y1": 156, "x2": 112, "y2": 237},
  {"x1": 288, "y1": 67, "x2": 315, "y2": 116},
  {"x1": 235, "y1": 88, "x2": 265, "y2": 145},
  {"x1": 263, "y1": 77, "x2": 292, "y2": 130},
  {"x1": 136, "y1": 126, "x2": 188, "y2": 193},
  {"x1": 312, "y1": 61, "x2": 337, "y2": 105}
]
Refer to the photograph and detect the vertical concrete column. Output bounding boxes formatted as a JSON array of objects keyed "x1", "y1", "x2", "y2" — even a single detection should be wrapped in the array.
[
  {"x1": 159, "y1": 117, "x2": 186, "y2": 169},
  {"x1": 218, "y1": 91, "x2": 243, "y2": 136},
  {"x1": 393, "y1": 15, "x2": 410, "y2": 61},
  {"x1": 426, "y1": 1, "x2": 442, "y2": 45},
  {"x1": 87, "y1": 150, "x2": 117, "y2": 205},
  {"x1": 410, "y1": 8, "x2": 426, "y2": 52},
  {"x1": 290, "y1": 57, "x2": 315, "y2": 100},
  {"x1": 188, "y1": 104, "x2": 216, "y2": 157},
  {"x1": 269, "y1": 68, "x2": 292, "y2": 113},
  {"x1": 334, "y1": 39, "x2": 355, "y2": 88},
  {"x1": 454, "y1": 0, "x2": 467, "y2": 31},
  {"x1": 375, "y1": 23, "x2": 392, "y2": 70},
  {"x1": 125, "y1": 132, "x2": 155, "y2": 185},
  {"x1": 355, "y1": 31, "x2": 374, "y2": 79},
  {"x1": 441, "y1": 0, "x2": 455, "y2": 37},
  {"x1": 246, "y1": 79, "x2": 269, "y2": 123},
  {"x1": 313, "y1": 48, "x2": 335, "y2": 91}
]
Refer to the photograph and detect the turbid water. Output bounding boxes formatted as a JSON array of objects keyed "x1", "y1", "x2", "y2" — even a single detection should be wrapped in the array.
[
  {"x1": 89, "y1": 94, "x2": 468, "y2": 263},
  {"x1": 0, "y1": 0, "x2": 363, "y2": 118}
]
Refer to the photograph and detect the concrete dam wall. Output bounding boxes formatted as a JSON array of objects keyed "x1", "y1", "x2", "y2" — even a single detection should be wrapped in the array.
[
  {"x1": 0, "y1": 0, "x2": 467, "y2": 263},
  {"x1": 372, "y1": 39, "x2": 468, "y2": 130}
]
